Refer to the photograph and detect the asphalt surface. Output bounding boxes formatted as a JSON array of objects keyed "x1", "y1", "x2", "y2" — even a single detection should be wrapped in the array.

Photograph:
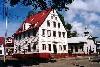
[{"x1": 0, "y1": 57, "x2": 100, "y2": 67}]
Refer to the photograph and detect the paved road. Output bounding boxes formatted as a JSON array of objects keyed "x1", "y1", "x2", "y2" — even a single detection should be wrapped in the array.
[
  {"x1": 1, "y1": 57, "x2": 100, "y2": 67},
  {"x1": 23, "y1": 58, "x2": 100, "y2": 67}
]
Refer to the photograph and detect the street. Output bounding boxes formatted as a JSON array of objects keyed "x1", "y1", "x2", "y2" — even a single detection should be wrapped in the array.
[{"x1": 0, "y1": 56, "x2": 100, "y2": 67}]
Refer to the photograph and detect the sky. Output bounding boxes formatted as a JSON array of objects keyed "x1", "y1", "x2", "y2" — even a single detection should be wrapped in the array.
[
  {"x1": 64, "y1": 0, "x2": 100, "y2": 40},
  {"x1": 0, "y1": 0, "x2": 100, "y2": 40}
]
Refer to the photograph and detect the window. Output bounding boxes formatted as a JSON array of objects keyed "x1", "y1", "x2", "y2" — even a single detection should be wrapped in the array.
[
  {"x1": 47, "y1": 20, "x2": 50, "y2": 27},
  {"x1": 58, "y1": 31, "x2": 61, "y2": 37},
  {"x1": 71, "y1": 46, "x2": 73, "y2": 52},
  {"x1": 51, "y1": 16, "x2": 53, "y2": 19},
  {"x1": 0, "y1": 50, "x2": 2, "y2": 54},
  {"x1": 18, "y1": 45, "x2": 21, "y2": 51},
  {"x1": 19, "y1": 35, "x2": 21, "y2": 40},
  {"x1": 59, "y1": 45, "x2": 62, "y2": 50},
  {"x1": 48, "y1": 44, "x2": 51, "y2": 51},
  {"x1": 28, "y1": 43, "x2": 31, "y2": 52},
  {"x1": 75, "y1": 46, "x2": 78, "y2": 52},
  {"x1": 55, "y1": 17, "x2": 57, "y2": 20},
  {"x1": 53, "y1": 31, "x2": 56, "y2": 37},
  {"x1": 62, "y1": 32, "x2": 65, "y2": 38},
  {"x1": 80, "y1": 46, "x2": 83, "y2": 51},
  {"x1": 63, "y1": 45, "x2": 66, "y2": 50},
  {"x1": 33, "y1": 29, "x2": 36, "y2": 36},
  {"x1": 23, "y1": 33, "x2": 25, "y2": 38},
  {"x1": 42, "y1": 44, "x2": 46, "y2": 50},
  {"x1": 58, "y1": 23, "x2": 60, "y2": 28},
  {"x1": 32, "y1": 42, "x2": 37, "y2": 50},
  {"x1": 53, "y1": 21, "x2": 56, "y2": 28},
  {"x1": 42, "y1": 29, "x2": 45, "y2": 36},
  {"x1": 47, "y1": 30, "x2": 51, "y2": 37},
  {"x1": 28, "y1": 31, "x2": 30, "y2": 37}
]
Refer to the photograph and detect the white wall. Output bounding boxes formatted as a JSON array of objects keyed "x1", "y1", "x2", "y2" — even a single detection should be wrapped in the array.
[
  {"x1": 84, "y1": 39, "x2": 96, "y2": 54},
  {"x1": 38, "y1": 9, "x2": 68, "y2": 53},
  {"x1": 0, "y1": 44, "x2": 4, "y2": 55}
]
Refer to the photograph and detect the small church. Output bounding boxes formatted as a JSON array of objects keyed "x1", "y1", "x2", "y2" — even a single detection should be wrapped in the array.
[{"x1": 13, "y1": 8, "x2": 68, "y2": 59}]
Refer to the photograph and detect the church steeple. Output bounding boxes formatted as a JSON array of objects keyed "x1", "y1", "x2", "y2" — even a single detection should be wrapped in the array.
[{"x1": 84, "y1": 26, "x2": 89, "y2": 36}]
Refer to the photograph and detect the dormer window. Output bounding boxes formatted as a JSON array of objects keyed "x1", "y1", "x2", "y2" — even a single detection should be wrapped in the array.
[{"x1": 47, "y1": 20, "x2": 50, "y2": 27}]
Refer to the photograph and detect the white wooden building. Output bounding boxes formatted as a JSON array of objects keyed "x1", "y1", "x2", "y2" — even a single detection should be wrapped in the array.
[
  {"x1": 13, "y1": 8, "x2": 68, "y2": 59},
  {"x1": 68, "y1": 31, "x2": 97, "y2": 55}
]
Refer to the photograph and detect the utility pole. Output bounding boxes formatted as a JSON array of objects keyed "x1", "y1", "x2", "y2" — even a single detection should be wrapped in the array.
[{"x1": 3, "y1": 0, "x2": 8, "y2": 63}]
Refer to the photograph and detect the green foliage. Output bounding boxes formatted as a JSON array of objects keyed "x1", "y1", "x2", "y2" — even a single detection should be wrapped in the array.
[
  {"x1": 64, "y1": 23, "x2": 72, "y2": 31},
  {"x1": 9, "y1": 0, "x2": 74, "y2": 10},
  {"x1": 71, "y1": 31, "x2": 77, "y2": 37},
  {"x1": 57, "y1": 12, "x2": 65, "y2": 26}
]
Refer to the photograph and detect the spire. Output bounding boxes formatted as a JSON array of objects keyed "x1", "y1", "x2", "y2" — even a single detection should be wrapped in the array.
[{"x1": 84, "y1": 26, "x2": 89, "y2": 36}]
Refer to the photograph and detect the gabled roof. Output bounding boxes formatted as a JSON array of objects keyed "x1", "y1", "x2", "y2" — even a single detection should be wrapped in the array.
[
  {"x1": 0, "y1": 37, "x2": 5, "y2": 45},
  {"x1": 15, "y1": 8, "x2": 52, "y2": 35}
]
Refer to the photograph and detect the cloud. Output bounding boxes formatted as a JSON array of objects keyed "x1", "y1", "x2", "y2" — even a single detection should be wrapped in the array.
[
  {"x1": 70, "y1": 0, "x2": 100, "y2": 12},
  {"x1": 71, "y1": 21, "x2": 85, "y2": 36},
  {"x1": 70, "y1": 0, "x2": 88, "y2": 11},
  {"x1": 64, "y1": 0, "x2": 100, "y2": 39}
]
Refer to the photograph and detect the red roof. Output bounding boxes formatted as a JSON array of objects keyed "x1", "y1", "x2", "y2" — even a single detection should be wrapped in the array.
[
  {"x1": 0, "y1": 37, "x2": 5, "y2": 45},
  {"x1": 15, "y1": 8, "x2": 52, "y2": 35}
]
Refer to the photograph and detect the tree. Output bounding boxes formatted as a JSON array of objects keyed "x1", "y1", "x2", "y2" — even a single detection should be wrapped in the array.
[
  {"x1": 65, "y1": 23, "x2": 72, "y2": 38},
  {"x1": 9, "y1": 0, "x2": 74, "y2": 10},
  {"x1": 57, "y1": 12, "x2": 65, "y2": 26},
  {"x1": 64, "y1": 23, "x2": 72, "y2": 31},
  {"x1": 71, "y1": 31, "x2": 77, "y2": 37}
]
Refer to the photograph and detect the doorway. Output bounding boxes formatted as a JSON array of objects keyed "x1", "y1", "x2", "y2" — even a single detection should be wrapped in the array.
[{"x1": 53, "y1": 44, "x2": 57, "y2": 54}]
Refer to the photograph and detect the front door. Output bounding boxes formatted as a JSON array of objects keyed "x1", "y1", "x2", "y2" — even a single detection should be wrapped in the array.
[{"x1": 53, "y1": 44, "x2": 57, "y2": 54}]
